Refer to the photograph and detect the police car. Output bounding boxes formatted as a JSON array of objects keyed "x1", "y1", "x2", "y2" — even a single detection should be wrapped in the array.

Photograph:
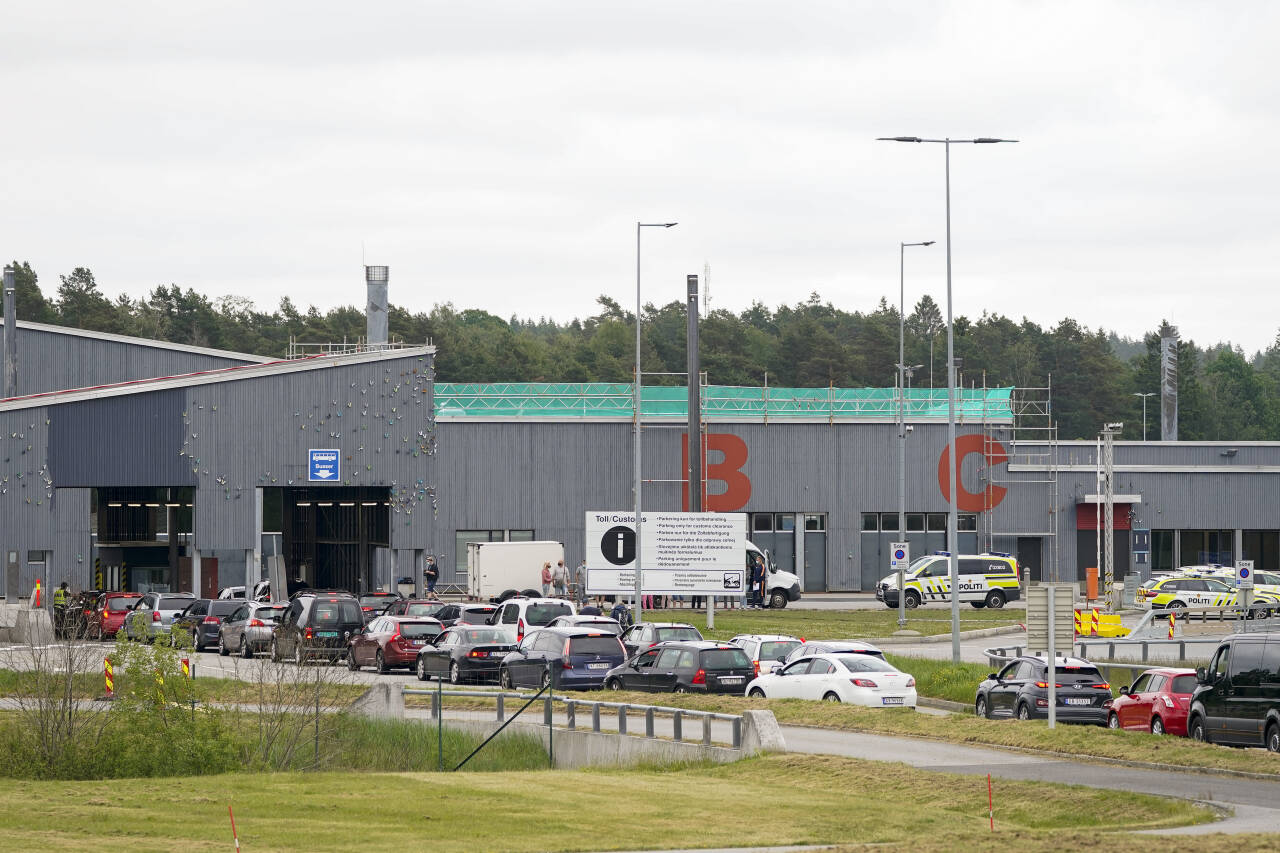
[
  {"x1": 1136, "y1": 574, "x2": 1280, "y2": 617},
  {"x1": 877, "y1": 552, "x2": 1020, "y2": 610}
]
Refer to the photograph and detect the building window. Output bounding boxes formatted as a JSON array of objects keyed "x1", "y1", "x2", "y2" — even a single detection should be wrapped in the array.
[
  {"x1": 507, "y1": 529, "x2": 534, "y2": 542},
  {"x1": 906, "y1": 513, "x2": 925, "y2": 532},
  {"x1": 804, "y1": 514, "x2": 826, "y2": 532},
  {"x1": 775, "y1": 514, "x2": 796, "y2": 532},
  {"x1": 26, "y1": 551, "x2": 45, "y2": 565},
  {"x1": 1152, "y1": 530, "x2": 1175, "y2": 573},
  {"x1": 753, "y1": 513, "x2": 774, "y2": 533},
  {"x1": 1179, "y1": 530, "x2": 1234, "y2": 567},
  {"x1": 957, "y1": 514, "x2": 978, "y2": 532},
  {"x1": 880, "y1": 513, "x2": 900, "y2": 532},
  {"x1": 861, "y1": 513, "x2": 878, "y2": 532},
  {"x1": 927, "y1": 513, "x2": 948, "y2": 532},
  {"x1": 1242, "y1": 530, "x2": 1279, "y2": 573}
]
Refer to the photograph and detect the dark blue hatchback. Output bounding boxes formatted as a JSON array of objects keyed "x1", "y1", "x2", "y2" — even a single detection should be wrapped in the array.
[{"x1": 499, "y1": 627, "x2": 628, "y2": 691}]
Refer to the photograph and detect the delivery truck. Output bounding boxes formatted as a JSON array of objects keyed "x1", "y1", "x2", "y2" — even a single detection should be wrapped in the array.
[{"x1": 467, "y1": 540, "x2": 566, "y2": 601}]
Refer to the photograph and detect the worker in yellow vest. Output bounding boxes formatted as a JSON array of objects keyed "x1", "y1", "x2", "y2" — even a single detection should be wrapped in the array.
[{"x1": 52, "y1": 582, "x2": 70, "y2": 638}]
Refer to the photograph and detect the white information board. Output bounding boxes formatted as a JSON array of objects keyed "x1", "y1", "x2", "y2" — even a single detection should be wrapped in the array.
[{"x1": 584, "y1": 511, "x2": 747, "y2": 594}]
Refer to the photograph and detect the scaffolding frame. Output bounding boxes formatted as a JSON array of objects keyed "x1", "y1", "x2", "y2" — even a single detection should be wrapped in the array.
[{"x1": 980, "y1": 378, "x2": 1060, "y2": 582}]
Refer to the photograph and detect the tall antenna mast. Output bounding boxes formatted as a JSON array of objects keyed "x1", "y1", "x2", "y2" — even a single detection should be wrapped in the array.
[{"x1": 703, "y1": 262, "x2": 711, "y2": 313}]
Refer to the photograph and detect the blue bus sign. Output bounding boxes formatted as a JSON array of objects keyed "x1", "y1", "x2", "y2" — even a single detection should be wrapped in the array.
[{"x1": 308, "y1": 449, "x2": 340, "y2": 482}]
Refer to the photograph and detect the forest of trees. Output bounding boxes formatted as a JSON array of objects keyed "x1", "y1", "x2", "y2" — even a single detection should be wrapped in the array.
[{"x1": 7, "y1": 260, "x2": 1280, "y2": 442}]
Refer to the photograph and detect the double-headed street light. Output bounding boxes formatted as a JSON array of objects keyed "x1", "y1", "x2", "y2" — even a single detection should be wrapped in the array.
[
  {"x1": 878, "y1": 136, "x2": 1018, "y2": 662},
  {"x1": 898, "y1": 242, "x2": 933, "y2": 630},
  {"x1": 1133, "y1": 392, "x2": 1156, "y2": 441},
  {"x1": 635, "y1": 221, "x2": 678, "y2": 626}
]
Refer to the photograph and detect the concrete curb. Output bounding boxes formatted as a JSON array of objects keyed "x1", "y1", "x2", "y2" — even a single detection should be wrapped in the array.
[
  {"x1": 868, "y1": 625, "x2": 1024, "y2": 645},
  {"x1": 916, "y1": 696, "x2": 969, "y2": 713},
  {"x1": 782, "y1": 722, "x2": 1280, "y2": 783}
]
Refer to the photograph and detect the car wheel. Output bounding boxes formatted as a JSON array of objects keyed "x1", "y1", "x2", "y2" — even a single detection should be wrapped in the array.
[
  {"x1": 294, "y1": 640, "x2": 305, "y2": 666},
  {"x1": 975, "y1": 696, "x2": 989, "y2": 718},
  {"x1": 1151, "y1": 716, "x2": 1165, "y2": 736},
  {"x1": 417, "y1": 657, "x2": 428, "y2": 682},
  {"x1": 605, "y1": 678, "x2": 621, "y2": 691},
  {"x1": 347, "y1": 649, "x2": 360, "y2": 671},
  {"x1": 270, "y1": 638, "x2": 280, "y2": 663},
  {"x1": 450, "y1": 661, "x2": 461, "y2": 685},
  {"x1": 1016, "y1": 702, "x2": 1031, "y2": 721},
  {"x1": 240, "y1": 637, "x2": 252, "y2": 659},
  {"x1": 192, "y1": 630, "x2": 203, "y2": 652},
  {"x1": 375, "y1": 651, "x2": 388, "y2": 675},
  {"x1": 1108, "y1": 712, "x2": 1119, "y2": 730},
  {"x1": 90, "y1": 624, "x2": 102, "y2": 641},
  {"x1": 904, "y1": 591, "x2": 921, "y2": 610},
  {"x1": 674, "y1": 686, "x2": 688, "y2": 694},
  {"x1": 500, "y1": 668, "x2": 513, "y2": 690},
  {"x1": 540, "y1": 670, "x2": 551, "y2": 690},
  {"x1": 748, "y1": 687, "x2": 766, "y2": 699},
  {"x1": 1190, "y1": 716, "x2": 1210, "y2": 744},
  {"x1": 1266, "y1": 723, "x2": 1280, "y2": 754},
  {"x1": 970, "y1": 602, "x2": 987, "y2": 609},
  {"x1": 769, "y1": 590, "x2": 788, "y2": 609},
  {"x1": 218, "y1": 634, "x2": 228, "y2": 656},
  {"x1": 1168, "y1": 600, "x2": 1187, "y2": 619},
  {"x1": 985, "y1": 590, "x2": 1006, "y2": 609},
  {"x1": 822, "y1": 692, "x2": 841, "y2": 703}
]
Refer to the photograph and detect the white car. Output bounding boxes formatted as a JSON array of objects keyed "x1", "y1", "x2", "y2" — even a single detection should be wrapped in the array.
[
  {"x1": 727, "y1": 634, "x2": 803, "y2": 677},
  {"x1": 745, "y1": 652, "x2": 917, "y2": 707}
]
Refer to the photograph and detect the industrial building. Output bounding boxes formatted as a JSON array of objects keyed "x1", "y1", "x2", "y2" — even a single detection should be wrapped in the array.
[{"x1": 2, "y1": 267, "x2": 1276, "y2": 598}]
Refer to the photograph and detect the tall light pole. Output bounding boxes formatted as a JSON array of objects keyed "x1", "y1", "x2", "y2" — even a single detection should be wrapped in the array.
[
  {"x1": 898, "y1": 242, "x2": 933, "y2": 629},
  {"x1": 878, "y1": 135, "x2": 1017, "y2": 662},
  {"x1": 635, "y1": 221, "x2": 678, "y2": 626},
  {"x1": 1133, "y1": 392, "x2": 1155, "y2": 441}
]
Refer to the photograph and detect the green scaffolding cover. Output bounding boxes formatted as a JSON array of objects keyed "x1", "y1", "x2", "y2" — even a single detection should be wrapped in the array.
[{"x1": 435, "y1": 383, "x2": 1013, "y2": 421}]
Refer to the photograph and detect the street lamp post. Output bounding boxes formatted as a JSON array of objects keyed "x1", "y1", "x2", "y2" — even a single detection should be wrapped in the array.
[
  {"x1": 878, "y1": 135, "x2": 1017, "y2": 662},
  {"x1": 1133, "y1": 392, "x2": 1156, "y2": 441},
  {"x1": 635, "y1": 221, "x2": 678, "y2": 627},
  {"x1": 898, "y1": 242, "x2": 933, "y2": 630}
]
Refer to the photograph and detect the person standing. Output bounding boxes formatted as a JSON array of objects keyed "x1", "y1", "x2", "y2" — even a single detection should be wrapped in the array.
[
  {"x1": 540, "y1": 562, "x2": 553, "y2": 597},
  {"x1": 423, "y1": 556, "x2": 439, "y2": 597},
  {"x1": 552, "y1": 559, "x2": 568, "y2": 598},
  {"x1": 574, "y1": 559, "x2": 587, "y2": 606}
]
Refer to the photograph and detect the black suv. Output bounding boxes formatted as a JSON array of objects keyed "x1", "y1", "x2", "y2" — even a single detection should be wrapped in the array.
[
  {"x1": 974, "y1": 655, "x2": 1111, "y2": 725},
  {"x1": 603, "y1": 641, "x2": 754, "y2": 694},
  {"x1": 1188, "y1": 633, "x2": 1280, "y2": 751},
  {"x1": 271, "y1": 591, "x2": 364, "y2": 665}
]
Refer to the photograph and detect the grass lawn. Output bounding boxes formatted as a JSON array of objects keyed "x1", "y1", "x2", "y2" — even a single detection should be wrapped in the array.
[
  {"x1": 643, "y1": 604, "x2": 1021, "y2": 641},
  {"x1": 0, "y1": 753, "x2": 1214, "y2": 852}
]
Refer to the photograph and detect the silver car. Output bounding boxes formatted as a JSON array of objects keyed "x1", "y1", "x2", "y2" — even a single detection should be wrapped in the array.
[
  {"x1": 218, "y1": 602, "x2": 287, "y2": 658},
  {"x1": 124, "y1": 592, "x2": 196, "y2": 643}
]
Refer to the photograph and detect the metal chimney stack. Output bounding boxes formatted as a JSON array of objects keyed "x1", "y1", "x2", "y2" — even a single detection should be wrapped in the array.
[
  {"x1": 3, "y1": 265, "x2": 16, "y2": 399},
  {"x1": 1159, "y1": 322, "x2": 1178, "y2": 441},
  {"x1": 365, "y1": 265, "x2": 389, "y2": 349},
  {"x1": 686, "y1": 274, "x2": 701, "y2": 512}
]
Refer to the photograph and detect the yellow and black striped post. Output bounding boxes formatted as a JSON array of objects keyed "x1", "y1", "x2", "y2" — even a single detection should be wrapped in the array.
[
  {"x1": 181, "y1": 658, "x2": 191, "y2": 679},
  {"x1": 104, "y1": 657, "x2": 114, "y2": 700},
  {"x1": 94, "y1": 557, "x2": 102, "y2": 591}
]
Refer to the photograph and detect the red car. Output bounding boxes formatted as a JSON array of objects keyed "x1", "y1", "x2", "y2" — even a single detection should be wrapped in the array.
[
  {"x1": 1107, "y1": 667, "x2": 1197, "y2": 736},
  {"x1": 347, "y1": 615, "x2": 444, "y2": 674},
  {"x1": 89, "y1": 592, "x2": 143, "y2": 639}
]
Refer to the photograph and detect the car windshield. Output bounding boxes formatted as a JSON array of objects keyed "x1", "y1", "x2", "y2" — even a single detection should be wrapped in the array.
[
  {"x1": 106, "y1": 596, "x2": 138, "y2": 611},
  {"x1": 837, "y1": 655, "x2": 900, "y2": 673},
  {"x1": 406, "y1": 603, "x2": 446, "y2": 617},
  {"x1": 701, "y1": 648, "x2": 751, "y2": 670},
  {"x1": 657, "y1": 627, "x2": 701, "y2": 642},
  {"x1": 569, "y1": 636, "x2": 625, "y2": 656},
  {"x1": 760, "y1": 641, "x2": 800, "y2": 660},
  {"x1": 1057, "y1": 666, "x2": 1102, "y2": 682},
  {"x1": 256, "y1": 606, "x2": 286, "y2": 622},
  {"x1": 159, "y1": 596, "x2": 193, "y2": 610},
  {"x1": 1169, "y1": 674, "x2": 1197, "y2": 694},
  {"x1": 575, "y1": 620, "x2": 621, "y2": 635},
  {"x1": 526, "y1": 604, "x2": 573, "y2": 625},
  {"x1": 209, "y1": 601, "x2": 241, "y2": 617},
  {"x1": 460, "y1": 607, "x2": 496, "y2": 621},
  {"x1": 397, "y1": 622, "x2": 439, "y2": 639},
  {"x1": 312, "y1": 600, "x2": 361, "y2": 625},
  {"x1": 461, "y1": 629, "x2": 508, "y2": 644},
  {"x1": 360, "y1": 595, "x2": 396, "y2": 608}
]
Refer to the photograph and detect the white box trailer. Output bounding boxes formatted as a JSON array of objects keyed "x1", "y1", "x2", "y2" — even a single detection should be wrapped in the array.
[{"x1": 467, "y1": 540, "x2": 565, "y2": 601}]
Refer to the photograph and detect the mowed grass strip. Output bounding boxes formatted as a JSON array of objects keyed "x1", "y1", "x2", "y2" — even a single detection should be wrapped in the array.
[
  {"x1": 644, "y1": 604, "x2": 1020, "y2": 641},
  {"x1": 0, "y1": 753, "x2": 1211, "y2": 853},
  {"x1": 411, "y1": 688, "x2": 1280, "y2": 778}
]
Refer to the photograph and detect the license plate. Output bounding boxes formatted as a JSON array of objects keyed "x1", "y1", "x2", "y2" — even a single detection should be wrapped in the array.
[
  {"x1": 882, "y1": 697, "x2": 905, "y2": 706},
  {"x1": 412, "y1": 640, "x2": 424, "y2": 646},
  {"x1": 316, "y1": 631, "x2": 338, "y2": 638},
  {"x1": 1065, "y1": 697, "x2": 1091, "y2": 706},
  {"x1": 491, "y1": 651, "x2": 505, "y2": 657},
  {"x1": 719, "y1": 676, "x2": 744, "y2": 684},
  {"x1": 587, "y1": 662, "x2": 608, "y2": 670}
]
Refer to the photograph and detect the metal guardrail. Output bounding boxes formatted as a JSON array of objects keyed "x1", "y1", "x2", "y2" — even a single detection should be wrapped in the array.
[
  {"x1": 403, "y1": 687, "x2": 744, "y2": 748},
  {"x1": 1126, "y1": 603, "x2": 1276, "y2": 640}
]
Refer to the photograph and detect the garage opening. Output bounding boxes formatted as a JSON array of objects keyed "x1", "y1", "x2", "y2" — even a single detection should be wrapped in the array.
[
  {"x1": 279, "y1": 487, "x2": 391, "y2": 594},
  {"x1": 93, "y1": 487, "x2": 193, "y2": 593}
]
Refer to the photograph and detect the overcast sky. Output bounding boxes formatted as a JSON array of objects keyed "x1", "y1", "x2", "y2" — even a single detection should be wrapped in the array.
[{"x1": 4, "y1": 2, "x2": 1278, "y2": 352}]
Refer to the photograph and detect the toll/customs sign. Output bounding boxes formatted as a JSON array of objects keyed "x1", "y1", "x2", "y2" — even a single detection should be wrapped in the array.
[
  {"x1": 584, "y1": 511, "x2": 747, "y2": 594},
  {"x1": 890, "y1": 542, "x2": 909, "y2": 574},
  {"x1": 308, "y1": 449, "x2": 340, "y2": 482},
  {"x1": 1236, "y1": 560, "x2": 1255, "y2": 590}
]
